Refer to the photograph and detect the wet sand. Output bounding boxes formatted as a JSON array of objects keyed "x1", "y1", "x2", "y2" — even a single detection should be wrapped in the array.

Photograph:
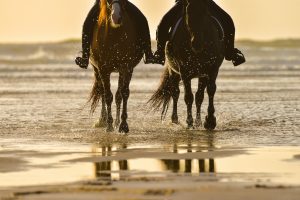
[
  {"x1": 0, "y1": 41, "x2": 300, "y2": 199},
  {"x1": 1, "y1": 179, "x2": 300, "y2": 200}
]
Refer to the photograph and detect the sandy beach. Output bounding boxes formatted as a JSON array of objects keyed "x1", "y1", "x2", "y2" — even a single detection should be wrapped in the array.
[{"x1": 0, "y1": 40, "x2": 300, "y2": 199}]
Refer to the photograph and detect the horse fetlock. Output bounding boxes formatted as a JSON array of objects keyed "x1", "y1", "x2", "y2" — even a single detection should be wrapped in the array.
[
  {"x1": 195, "y1": 117, "x2": 202, "y2": 128},
  {"x1": 171, "y1": 114, "x2": 179, "y2": 124},
  {"x1": 121, "y1": 113, "x2": 128, "y2": 121},
  {"x1": 186, "y1": 117, "x2": 194, "y2": 129},
  {"x1": 106, "y1": 124, "x2": 114, "y2": 133},
  {"x1": 186, "y1": 124, "x2": 195, "y2": 130},
  {"x1": 208, "y1": 106, "x2": 215, "y2": 116}
]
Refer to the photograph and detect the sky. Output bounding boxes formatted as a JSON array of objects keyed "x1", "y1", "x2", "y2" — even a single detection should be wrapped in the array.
[{"x1": 0, "y1": 0, "x2": 299, "y2": 43}]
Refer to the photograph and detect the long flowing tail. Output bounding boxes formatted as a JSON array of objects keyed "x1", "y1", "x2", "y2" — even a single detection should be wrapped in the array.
[
  {"x1": 148, "y1": 67, "x2": 174, "y2": 120},
  {"x1": 88, "y1": 69, "x2": 104, "y2": 114}
]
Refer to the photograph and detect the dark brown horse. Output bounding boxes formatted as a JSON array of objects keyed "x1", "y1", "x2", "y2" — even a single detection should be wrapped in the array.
[
  {"x1": 149, "y1": 0, "x2": 225, "y2": 130},
  {"x1": 89, "y1": 0, "x2": 144, "y2": 133}
]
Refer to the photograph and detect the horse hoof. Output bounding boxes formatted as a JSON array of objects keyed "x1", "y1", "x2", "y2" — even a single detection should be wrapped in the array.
[
  {"x1": 106, "y1": 125, "x2": 114, "y2": 133},
  {"x1": 171, "y1": 115, "x2": 179, "y2": 124},
  {"x1": 204, "y1": 115, "x2": 216, "y2": 130},
  {"x1": 186, "y1": 124, "x2": 195, "y2": 130},
  {"x1": 195, "y1": 119, "x2": 202, "y2": 128},
  {"x1": 172, "y1": 119, "x2": 179, "y2": 124},
  {"x1": 94, "y1": 119, "x2": 107, "y2": 128},
  {"x1": 186, "y1": 118, "x2": 194, "y2": 130},
  {"x1": 119, "y1": 122, "x2": 129, "y2": 133}
]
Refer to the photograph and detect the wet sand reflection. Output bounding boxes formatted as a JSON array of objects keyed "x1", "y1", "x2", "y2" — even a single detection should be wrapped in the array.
[{"x1": 93, "y1": 134, "x2": 216, "y2": 180}]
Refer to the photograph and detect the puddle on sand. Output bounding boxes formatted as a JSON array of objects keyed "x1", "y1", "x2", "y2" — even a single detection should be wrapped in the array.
[{"x1": 0, "y1": 138, "x2": 300, "y2": 188}]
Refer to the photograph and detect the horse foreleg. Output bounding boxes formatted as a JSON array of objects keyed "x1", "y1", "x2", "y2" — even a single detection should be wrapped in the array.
[
  {"x1": 119, "y1": 71, "x2": 133, "y2": 133},
  {"x1": 100, "y1": 72, "x2": 114, "y2": 132},
  {"x1": 115, "y1": 75, "x2": 123, "y2": 128},
  {"x1": 204, "y1": 80, "x2": 217, "y2": 130},
  {"x1": 183, "y1": 79, "x2": 194, "y2": 129},
  {"x1": 195, "y1": 78, "x2": 207, "y2": 128}
]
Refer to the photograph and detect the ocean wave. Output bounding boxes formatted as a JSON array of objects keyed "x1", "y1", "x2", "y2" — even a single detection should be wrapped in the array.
[
  {"x1": 1, "y1": 38, "x2": 300, "y2": 65},
  {"x1": 237, "y1": 39, "x2": 300, "y2": 48},
  {"x1": 0, "y1": 45, "x2": 76, "y2": 64},
  {"x1": 0, "y1": 47, "x2": 57, "y2": 61}
]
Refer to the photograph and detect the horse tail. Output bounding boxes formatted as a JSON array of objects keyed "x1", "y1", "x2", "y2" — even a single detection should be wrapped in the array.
[
  {"x1": 148, "y1": 67, "x2": 173, "y2": 120},
  {"x1": 88, "y1": 68, "x2": 103, "y2": 114}
]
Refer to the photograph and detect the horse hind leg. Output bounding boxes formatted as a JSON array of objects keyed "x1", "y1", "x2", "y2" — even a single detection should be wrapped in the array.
[
  {"x1": 118, "y1": 70, "x2": 133, "y2": 133},
  {"x1": 115, "y1": 75, "x2": 123, "y2": 128},
  {"x1": 195, "y1": 78, "x2": 207, "y2": 128},
  {"x1": 100, "y1": 72, "x2": 114, "y2": 132},
  {"x1": 95, "y1": 97, "x2": 108, "y2": 128},
  {"x1": 204, "y1": 80, "x2": 217, "y2": 130},
  {"x1": 171, "y1": 75, "x2": 180, "y2": 124},
  {"x1": 90, "y1": 66, "x2": 107, "y2": 128},
  {"x1": 183, "y1": 79, "x2": 194, "y2": 129}
]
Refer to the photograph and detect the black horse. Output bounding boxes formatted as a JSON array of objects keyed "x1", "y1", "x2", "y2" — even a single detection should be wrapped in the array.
[
  {"x1": 89, "y1": 0, "x2": 145, "y2": 133},
  {"x1": 149, "y1": 0, "x2": 225, "y2": 130}
]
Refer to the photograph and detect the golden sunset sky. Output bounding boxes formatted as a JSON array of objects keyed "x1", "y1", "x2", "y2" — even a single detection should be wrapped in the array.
[{"x1": 0, "y1": 0, "x2": 299, "y2": 43}]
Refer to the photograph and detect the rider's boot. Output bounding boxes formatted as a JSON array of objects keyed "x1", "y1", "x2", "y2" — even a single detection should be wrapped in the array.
[
  {"x1": 231, "y1": 48, "x2": 246, "y2": 66},
  {"x1": 225, "y1": 37, "x2": 246, "y2": 67},
  {"x1": 225, "y1": 48, "x2": 246, "y2": 67},
  {"x1": 75, "y1": 34, "x2": 91, "y2": 69}
]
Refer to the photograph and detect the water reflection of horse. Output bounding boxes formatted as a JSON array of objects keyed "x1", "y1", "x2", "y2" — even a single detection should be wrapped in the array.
[
  {"x1": 161, "y1": 134, "x2": 216, "y2": 173},
  {"x1": 94, "y1": 145, "x2": 128, "y2": 180},
  {"x1": 161, "y1": 144, "x2": 215, "y2": 174},
  {"x1": 89, "y1": 0, "x2": 145, "y2": 133},
  {"x1": 149, "y1": 0, "x2": 225, "y2": 130},
  {"x1": 93, "y1": 134, "x2": 216, "y2": 180}
]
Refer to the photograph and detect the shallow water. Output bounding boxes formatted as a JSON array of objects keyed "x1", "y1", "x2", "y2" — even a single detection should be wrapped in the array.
[{"x1": 0, "y1": 41, "x2": 299, "y2": 188}]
